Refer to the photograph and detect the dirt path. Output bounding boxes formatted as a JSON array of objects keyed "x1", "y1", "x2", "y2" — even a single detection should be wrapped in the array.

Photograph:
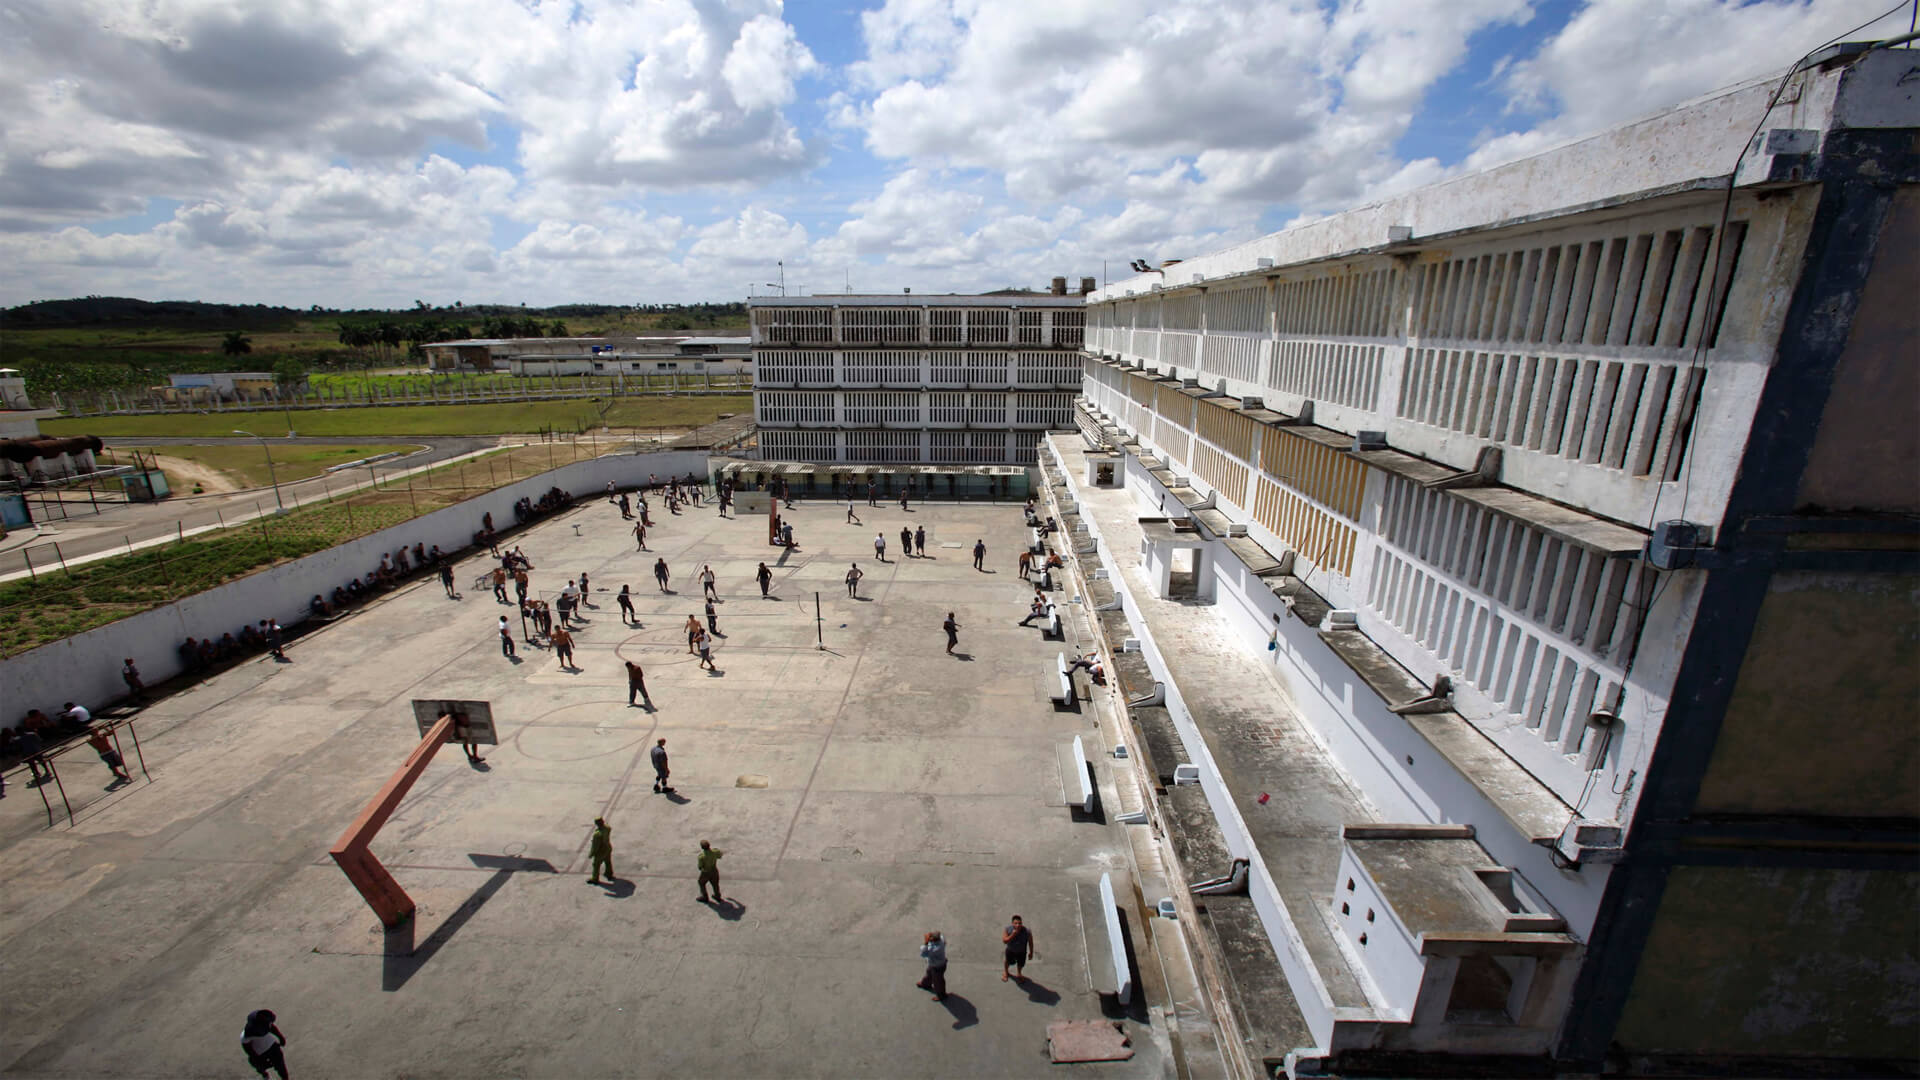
[{"x1": 148, "y1": 454, "x2": 239, "y2": 495}]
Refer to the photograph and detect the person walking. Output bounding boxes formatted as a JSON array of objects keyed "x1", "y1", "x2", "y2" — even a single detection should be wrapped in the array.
[
  {"x1": 588, "y1": 817, "x2": 615, "y2": 884},
  {"x1": 626, "y1": 660, "x2": 652, "y2": 708},
  {"x1": 265, "y1": 619, "x2": 285, "y2": 661},
  {"x1": 756, "y1": 562, "x2": 773, "y2": 598},
  {"x1": 1018, "y1": 549, "x2": 1033, "y2": 579},
  {"x1": 874, "y1": 532, "x2": 887, "y2": 563},
  {"x1": 867, "y1": 482, "x2": 878, "y2": 508},
  {"x1": 439, "y1": 561, "x2": 457, "y2": 597},
  {"x1": 498, "y1": 615, "x2": 516, "y2": 658},
  {"x1": 617, "y1": 584, "x2": 636, "y2": 625},
  {"x1": 551, "y1": 626, "x2": 577, "y2": 670},
  {"x1": 1001, "y1": 915, "x2": 1037, "y2": 981},
  {"x1": 701, "y1": 565, "x2": 718, "y2": 600},
  {"x1": 492, "y1": 566, "x2": 509, "y2": 603},
  {"x1": 685, "y1": 614, "x2": 701, "y2": 654},
  {"x1": 514, "y1": 568, "x2": 530, "y2": 604},
  {"x1": 651, "y1": 737, "x2": 673, "y2": 793},
  {"x1": 654, "y1": 558, "x2": 671, "y2": 593},
  {"x1": 914, "y1": 525, "x2": 926, "y2": 558},
  {"x1": 972, "y1": 539, "x2": 987, "y2": 571},
  {"x1": 619, "y1": 492, "x2": 632, "y2": 519},
  {"x1": 705, "y1": 596, "x2": 720, "y2": 636},
  {"x1": 86, "y1": 727, "x2": 132, "y2": 784},
  {"x1": 241, "y1": 1009, "x2": 289, "y2": 1080},
  {"x1": 943, "y1": 612, "x2": 960, "y2": 655},
  {"x1": 917, "y1": 932, "x2": 948, "y2": 1001},
  {"x1": 697, "y1": 839, "x2": 725, "y2": 902},
  {"x1": 633, "y1": 519, "x2": 648, "y2": 550},
  {"x1": 846, "y1": 563, "x2": 863, "y2": 598},
  {"x1": 695, "y1": 628, "x2": 717, "y2": 672},
  {"x1": 900, "y1": 526, "x2": 914, "y2": 559},
  {"x1": 846, "y1": 498, "x2": 860, "y2": 525},
  {"x1": 900, "y1": 490, "x2": 909, "y2": 511}
]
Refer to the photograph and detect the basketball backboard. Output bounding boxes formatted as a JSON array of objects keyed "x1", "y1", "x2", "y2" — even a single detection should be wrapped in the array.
[{"x1": 411, "y1": 699, "x2": 497, "y2": 745}]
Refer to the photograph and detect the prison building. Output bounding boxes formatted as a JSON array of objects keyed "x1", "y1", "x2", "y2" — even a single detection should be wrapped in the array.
[
  {"x1": 749, "y1": 289, "x2": 1087, "y2": 466},
  {"x1": 1051, "y1": 44, "x2": 1918, "y2": 1077}
]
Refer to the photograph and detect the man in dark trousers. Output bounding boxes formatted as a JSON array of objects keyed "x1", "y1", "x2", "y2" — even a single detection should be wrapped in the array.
[
  {"x1": 972, "y1": 539, "x2": 987, "y2": 571},
  {"x1": 498, "y1": 615, "x2": 516, "y2": 657},
  {"x1": 917, "y1": 932, "x2": 948, "y2": 1001},
  {"x1": 551, "y1": 626, "x2": 577, "y2": 670},
  {"x1": 705, "y1": 596, "x2": 720, "y2": 636},
  {"x1": 625, "y1": 660, "x2": 651, "y2": 708},
  {"x1": 943, "y1": 612, "x2": 960, "y2": 655},
  {"x1": 617, "y1": 584, "x2": 636, "y2": 625},
  {"x1": 651, "y1": 737, "x2": 673, "y2": 793},
  {"x1": 756, "y1": 562, "x2": 773, "y2": 598},
  {"x1": 900, "y1": 526, "x2": 913, "y2": 559},
  {"x1": 654, "y1": 558, "x2": 671, "y2": 592},
  {"x1": 915, "y1": 525, "x2": 926, "y2": 558},
  {"x1": 846, "y1": 563, "x2": 864, "y2": 598},
  {"x1": 1002, "y1": 915, "x2": 1037, "y2": 981},
  {"x1": 241, "y1": 1009, "x2": 289, "y2": 1080},
  {"x1": 439, "y1": 561, "x2": 457, "y2": 598}
]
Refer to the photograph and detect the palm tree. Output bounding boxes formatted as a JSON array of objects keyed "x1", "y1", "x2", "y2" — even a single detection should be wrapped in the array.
[{"x1": 221, "y1": 330, "x2": 253, "y2": 357}]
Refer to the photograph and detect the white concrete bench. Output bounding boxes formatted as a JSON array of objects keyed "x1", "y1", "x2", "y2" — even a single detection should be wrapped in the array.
[
  {"x1": 1098, "y1": 872, "x2": 1134, "y2": 1005},
  {"x1": 1051, "y1": 651, "x2": 1079, "y2": 708},
  {"x1": 1043, "y1": 606, "x2": 1063, "y2": 640},
  {"x1": 1029, "y1": 527, "x2": 1047, "y2": 553},
  {"x1": 1069, "y1": 735, "x2": 1095, "y2": 814}
]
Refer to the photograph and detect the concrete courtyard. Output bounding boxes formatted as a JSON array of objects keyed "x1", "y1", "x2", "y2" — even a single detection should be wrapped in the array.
[{"x1": 0, "y1": 490, "x2": 1205, "y2": 1078}]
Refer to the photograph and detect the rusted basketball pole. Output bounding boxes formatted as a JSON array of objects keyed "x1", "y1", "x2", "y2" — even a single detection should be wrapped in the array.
[{"x1": 330, "y1": 713, "x2": 454, "y2": 928}]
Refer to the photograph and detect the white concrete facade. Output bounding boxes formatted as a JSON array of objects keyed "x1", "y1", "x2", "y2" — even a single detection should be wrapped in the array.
[
  {"x1": 1060, "y1": 47, "x2": 1919, "y2": 1072},
  {"x1": 750, "y1": 294, "x2": 1086, "y2": 465}
]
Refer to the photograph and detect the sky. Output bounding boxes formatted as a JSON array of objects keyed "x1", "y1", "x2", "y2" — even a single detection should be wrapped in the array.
[{"x1": 0, "y1": 0, "x2": 1910, "y2": 309}]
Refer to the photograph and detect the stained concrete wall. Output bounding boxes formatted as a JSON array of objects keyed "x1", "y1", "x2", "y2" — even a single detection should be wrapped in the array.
[
  {"x1": 0, "y1": 451, "x2": 709, "y2": 721},
  {"x1": 1613, "y1": 865, "x2": 1920, "y2": 1060},
  {"x1": 1696, "y1": 572, "x2": 1920, "y2": 818},
  {"x1": 1796, "y1": 185, "x2": 1920, "y2": 514}
]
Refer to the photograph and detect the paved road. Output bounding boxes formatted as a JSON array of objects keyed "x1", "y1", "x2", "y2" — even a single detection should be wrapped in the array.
[{"x1": 1, "y1": 436, "x2": 502, "y2": 577}]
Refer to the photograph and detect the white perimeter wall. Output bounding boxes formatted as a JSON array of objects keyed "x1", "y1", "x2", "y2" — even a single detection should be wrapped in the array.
[{"x1": 1, "y1": 450, "x2": 710, "y2": 720}]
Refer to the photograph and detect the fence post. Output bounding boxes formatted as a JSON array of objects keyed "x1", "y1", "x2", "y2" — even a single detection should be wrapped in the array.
[
  {"x1": 126, "y1": 534, "x2": 135, "y2": 555},
  {"x1": 22, "y1": 546, "x2": 34, "y2": 581},
  {"x1": 54, "y1": 542, "x2": 69, "y2": 576},
  {"x1": 257, "y1": 501, "x2": 267, "y2": 538}
]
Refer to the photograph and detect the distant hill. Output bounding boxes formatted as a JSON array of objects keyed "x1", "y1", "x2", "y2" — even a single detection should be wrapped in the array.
[{"x1": 4, "y1": 297, "x2": 305, "y2": 331}]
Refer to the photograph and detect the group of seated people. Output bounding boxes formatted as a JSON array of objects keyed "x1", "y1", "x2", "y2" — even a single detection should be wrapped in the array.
[
  {"x1": 1, "y1": 701, "x2": 100, "y2": 783},
  {"x1": 513, "y1": 487, "x2": 574, "y2": 524},
  {"x1": 177, "y1": 615, "x2": 286, "y2": 673},
  {"x1": 310, "y1": 541, "x2": 447, "y2": 619}
]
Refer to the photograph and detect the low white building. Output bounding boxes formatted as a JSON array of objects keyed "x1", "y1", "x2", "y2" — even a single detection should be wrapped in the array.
[{"x1": 421, "y1": 336, "x2": 752, "y2": 376}]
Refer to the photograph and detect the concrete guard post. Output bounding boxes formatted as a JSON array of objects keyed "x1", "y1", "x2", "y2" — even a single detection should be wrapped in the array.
[{"x1": 329, "y1": 713, "x2": 454, "y2": 928}]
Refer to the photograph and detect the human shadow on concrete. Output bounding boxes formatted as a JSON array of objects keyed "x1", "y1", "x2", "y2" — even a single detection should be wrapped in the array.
[
  {"x1": 939, "y1": 992, "x2": 979, "y2": 1029},
  {"x1": 592, "y1": 877, "x2": 637, "y2": 899},
  {"x1": 1015, "y1": 977, "x2": 1062, "y2": 1006},
  {"x1": 705, "y1": 667, "x2": 726, "y2": 678},
  {"x1": 701, "y1": 896, "x2": 746, "y2": 920},
  {"x1": 951, "y1": 652, "x2": 975, "y2": 661},
  {"x1": 853, "y1": 596, "x2": 874, "y2": 602},
  {"x1": 382, "y1": 854, "x2": 556, "y2": 992},
  {"x1": 506, "y1": 655, "x2": 524, "y2": 665},
  {"x1": 664, "y1": 790, "x2": 692, "y2": 805}
]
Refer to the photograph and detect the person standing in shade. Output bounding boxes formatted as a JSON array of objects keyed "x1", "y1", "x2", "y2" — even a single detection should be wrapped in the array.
[
  {"x1": 439, "y1": 561, "x2": 457, "y2": 598},
  {"x1": 973, "y1": 539, "x2": 987, "y2": 571},
  {"x1": 240, "y1": 1009, "x2": 289, "y2": 1080},
  {"x1": 654, "y1": 558, "x2": 671, "y2": 593},
  {"x1": 498, "y1": 615, "x2": 516, "y2": 658},
  {"x1": 704, "y1": 596, "x2": 720, "y2": 636},
  {"x1": 914, "y1": 525, "x2": 926, "y2": 558},
  {"x1": 651, "y1": 737, "x2": 673, "y2": 793},
  {"x1": 846, "y1": 563, "x2": 864, "y2": 598},
  {"x1": 551, "y1": 626, "x2": 577, "y2": 670},
  {"x1": 632, "y1": 519, "x2": 648, "y2": 551},
  {"x1": 943, "y1": 612, "x2": 960, "y2": 655},
  {"x1": 867, "y1": 482, "x2": 878, "y2": 508},
  {"x1": 900, "y1": 526, "x2": 913, "y2": 559},
  {"x1": 1001, "y1": 915, "x2": 1037, "y2": 981},
  {"x1": 625, "y1": 660, "x2": 651, "y2": 708},
  {"x1": 917, "y1": 932, "x2": 948, "y2": 1001},
  {"x1": 900, "y1": 490, "x2": 909, "y2": 511},
  {"x1": 265, "y1": 619, "x2": 285, "y2": 661},
  {"x1": 756, "y1": 562, "x2": 773, "y2": 598},
  {"x1": 619, "y1": 492, "x2": 632, "y2": 519},
  {"x1": 121, "y1": 658, "x2": 144, "y2": 702},
  {"x1": 697, "y1": 839, "x2": 725, "y2": 902},
  {"x1": 588, "y1": 818, "x2": 615, "y2": 884},
  {"x1": 701, "y1": 565, "x2": 718, "y2": 600},
  {"x1": 617, "y1": 584, "x2": 636, "y2": 625}
]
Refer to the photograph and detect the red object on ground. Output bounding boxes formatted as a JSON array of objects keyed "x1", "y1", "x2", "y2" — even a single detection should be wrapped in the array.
[
  {"x1": 329, "y1": 714, "x2": 454, "y2": 928},
  {"x1": 1257, "y1": 792, "x2": 1270, "y2": 805}
]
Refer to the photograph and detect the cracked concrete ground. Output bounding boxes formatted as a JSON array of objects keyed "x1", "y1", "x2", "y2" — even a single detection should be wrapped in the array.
[{"x1": 0, "y1": 494, "x2": 1178, "y2": 1079}]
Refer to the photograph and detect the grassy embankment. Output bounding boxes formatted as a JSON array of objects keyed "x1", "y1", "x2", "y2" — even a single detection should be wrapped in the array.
[
  {"x1": 42, "y1": 395, "x2": 751, "y2": 438},
  {"x1": 137, "y1": 443, "x2": 416, "y2": 490},
  {"x1": 0, "y1": 440, "x2": 616, "y2": 657}
]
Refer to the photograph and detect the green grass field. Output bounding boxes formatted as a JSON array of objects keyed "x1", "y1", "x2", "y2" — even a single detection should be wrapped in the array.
[
  {"x1": 40, "y1": 395, "x2": 751, "y2": 438},
  {"x1": 138, "y1": 442, "x2": 418, "y2": 489}
]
